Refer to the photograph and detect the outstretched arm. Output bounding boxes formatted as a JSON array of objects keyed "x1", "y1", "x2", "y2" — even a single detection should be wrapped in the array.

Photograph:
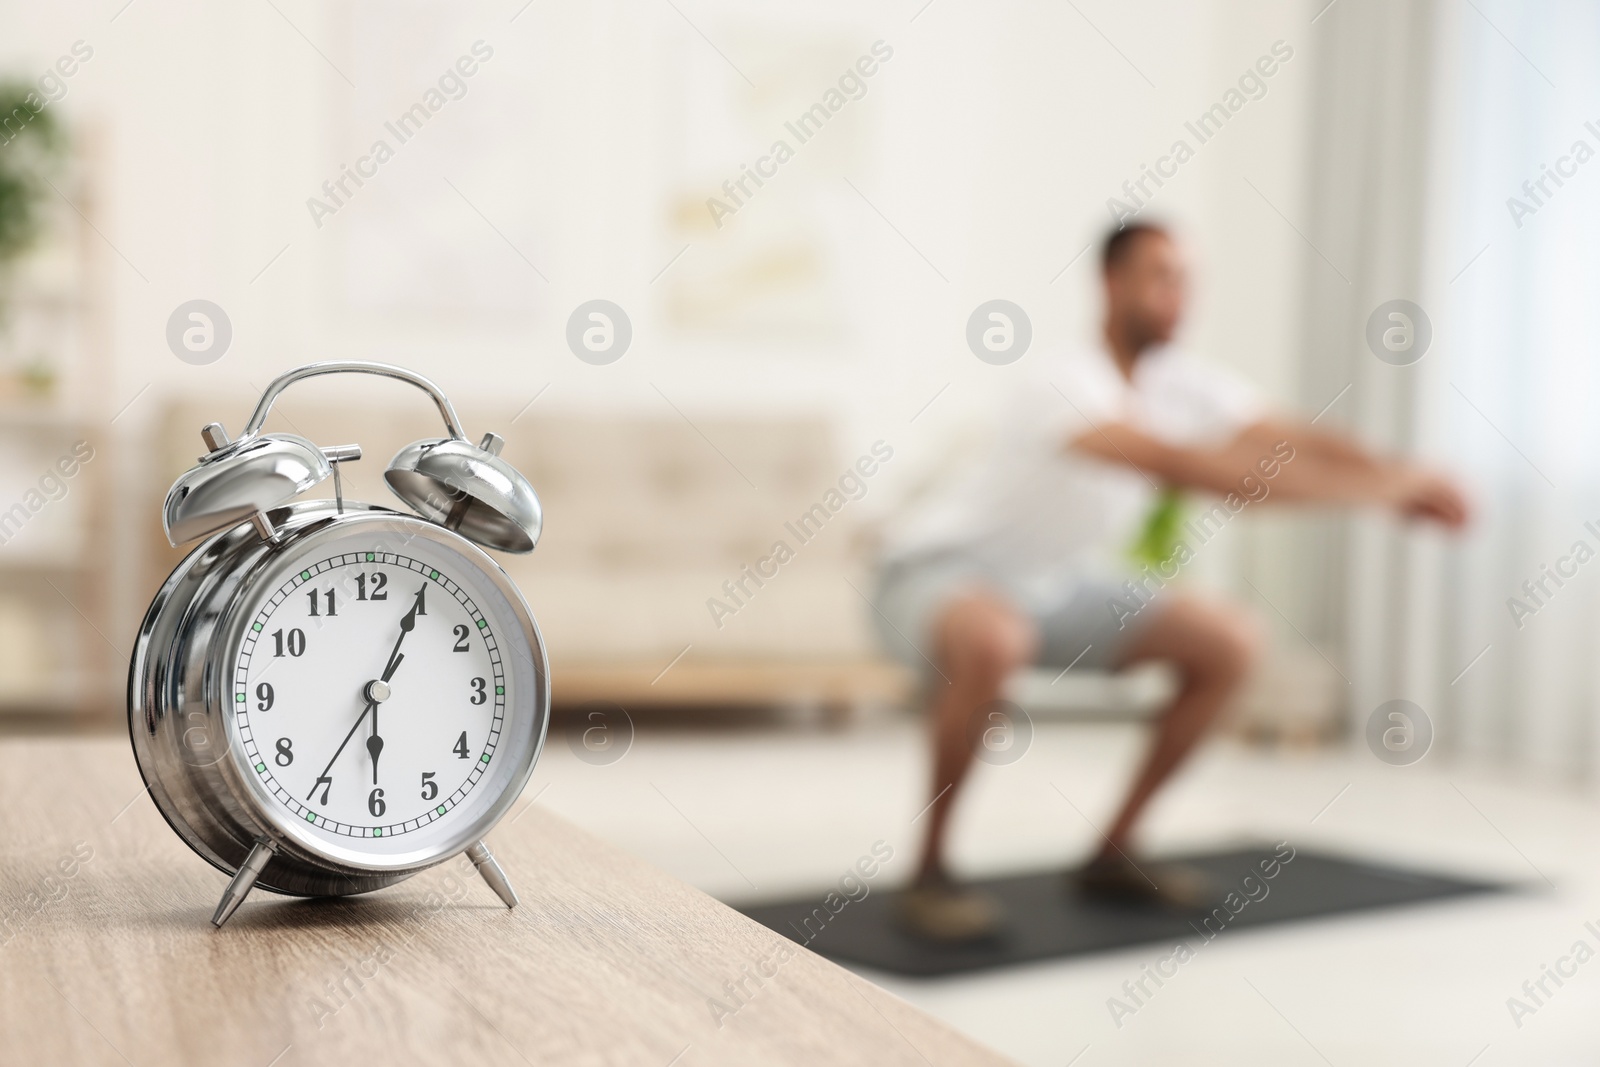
[{"x1": 1067, "y1": 418, "x2": 1470, "y2": 528}]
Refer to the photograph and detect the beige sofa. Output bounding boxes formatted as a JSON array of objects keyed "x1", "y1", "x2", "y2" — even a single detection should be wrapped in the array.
[{"x1": 150, "y1": 399, "x2": 911, "y2": 715}]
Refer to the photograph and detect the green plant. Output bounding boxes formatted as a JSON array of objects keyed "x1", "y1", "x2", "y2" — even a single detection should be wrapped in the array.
[{"x1": 0, "y1": 82, "x2": 64, "y2": 271}]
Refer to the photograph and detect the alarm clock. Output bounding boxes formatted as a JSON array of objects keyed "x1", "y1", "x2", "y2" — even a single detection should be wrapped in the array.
[{"x1": 129, "y1": 361, "x2": 550, "y2": 927}]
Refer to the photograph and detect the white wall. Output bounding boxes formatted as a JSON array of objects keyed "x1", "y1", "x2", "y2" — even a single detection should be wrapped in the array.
[{"x1": 0, "y1": 0, "x2": 1317, "y2": 645}]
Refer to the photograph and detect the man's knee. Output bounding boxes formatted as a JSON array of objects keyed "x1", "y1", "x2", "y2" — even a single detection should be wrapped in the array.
[
  {"x1": 937, "y1": 596, "x2": 1036, "y2": 681},
  {"x1": 1136, "y1": 596, "x2": 1259, "y2": 685},
  {"x1": 954, "y1": 621, "x2": 1035, "y2": 681},
  {"x1": 1184, "y1": 604, "x2": 1259, "y2": 687},
  {"x1": 1207, "y1": 610, "x2": 1260, "y2": 684}
]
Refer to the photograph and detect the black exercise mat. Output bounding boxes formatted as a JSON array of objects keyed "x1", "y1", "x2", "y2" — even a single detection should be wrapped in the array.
[{"x1": 740, "y1": 847, "x2": 1512, "y2": 977}]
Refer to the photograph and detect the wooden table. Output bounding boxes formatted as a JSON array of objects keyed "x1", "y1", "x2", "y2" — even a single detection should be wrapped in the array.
[{"x1": 0, "y1": 738, "x2": 1012, "y2": 1066}]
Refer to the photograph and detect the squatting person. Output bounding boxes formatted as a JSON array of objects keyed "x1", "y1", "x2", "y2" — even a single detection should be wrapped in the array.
[{"x1": 874, "y1": 222, "x2": 1471, "y2": 943}]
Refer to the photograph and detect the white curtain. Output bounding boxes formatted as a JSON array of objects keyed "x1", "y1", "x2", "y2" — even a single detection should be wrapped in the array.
[
  {"x1": 1297, "y1": 0, "x2": 1600, "y2": 778},
  {"x1": 1428, "y1": 0, "x2": 1600, "y2": 778}
]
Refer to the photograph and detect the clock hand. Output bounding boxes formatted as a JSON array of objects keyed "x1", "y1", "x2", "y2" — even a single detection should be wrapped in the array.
[
  {"x1": 367, "y1": 709, "x2": 383, "y2": 786},
  {"x1": 312, "y1": 698, "x2": 373, "y2": 798},
  {"x1": 363, "y1": 585, "x2": 424, "y2": 788},
  {"x1": 368, "y1": 652, "x2": 403, "y2": 783},
  {"x1": 379, "y1": 583, "x2": 428, "y2": 682},
  {"x1": 308, "y1": 675, "x2": 395, "y2": 800},
  {"x1": 310, "y1": 587, "x2": 423, "y2": 803}
]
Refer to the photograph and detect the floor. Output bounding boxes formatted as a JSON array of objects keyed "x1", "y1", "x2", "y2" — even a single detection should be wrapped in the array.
[{"x1": 532, "y1": 712, "x2": 1600, "y2": 1066}]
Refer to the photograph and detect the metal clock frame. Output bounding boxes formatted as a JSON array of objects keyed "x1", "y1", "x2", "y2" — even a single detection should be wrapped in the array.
[{"x1": 128, "y1": 362, "x2": 549, "y2": 927}]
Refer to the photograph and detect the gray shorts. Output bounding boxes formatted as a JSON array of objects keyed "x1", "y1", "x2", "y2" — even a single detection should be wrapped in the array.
[{"x1": 869, "y1": 552, "x2": 1159, "y2": 679}]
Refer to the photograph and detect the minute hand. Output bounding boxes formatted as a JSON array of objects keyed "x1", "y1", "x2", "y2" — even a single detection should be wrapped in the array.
[
  {"x1": 313, "y1": 697, "x2": 376, "y2": 793},
  {"x1": 314, "y1": 651, "x2": 404, "y2": 797},
  {"x1": 307, "y1": 583, "x2": 426, "y2": 793}
]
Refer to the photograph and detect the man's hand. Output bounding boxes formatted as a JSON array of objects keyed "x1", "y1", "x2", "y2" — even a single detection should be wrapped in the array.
[
  {"x1": 1067, "y1": 419, "x2": 1473, "y2": 532},
  {"x1": 1387, "y1": 466, "x2": 1471, "y2": 528}
]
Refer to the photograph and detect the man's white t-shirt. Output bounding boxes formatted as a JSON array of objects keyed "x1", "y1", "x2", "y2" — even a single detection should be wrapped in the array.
[{"x1": 883, "y1": 343, "x2": 1263, "y2": 609}]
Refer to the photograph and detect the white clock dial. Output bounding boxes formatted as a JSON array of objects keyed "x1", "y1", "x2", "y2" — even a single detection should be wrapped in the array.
[{"x1": 231, "y1": 545, "x2": 513, "y2": 850}]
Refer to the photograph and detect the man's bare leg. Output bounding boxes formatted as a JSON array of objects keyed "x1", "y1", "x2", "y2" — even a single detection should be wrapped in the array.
[
  {"x1": 1091, "y1": 594, "x2": 1259, "y2": 863},
  {"x1": 912, "y1": 590, "x2": 1037, "y2": 887}
]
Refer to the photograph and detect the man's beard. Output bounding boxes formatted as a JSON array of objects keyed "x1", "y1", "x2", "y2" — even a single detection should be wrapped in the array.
[{"x1": 1126, "y1": 317, "x2": 1173, "y2": 354}]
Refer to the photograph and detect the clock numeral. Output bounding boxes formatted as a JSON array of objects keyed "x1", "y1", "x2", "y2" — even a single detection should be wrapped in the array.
[
  {"x1": 306, "y1": 589, "x2": 337, "y2": 617},
  {"x1": 453, "y1": 731, "x2": 470, "y2": 760},
  {"x1": 274, "y1": 737, "x2": 294, "y2": 766},
  {"x1": 452, "y1": 624, "x2": 471, "y2": 652},
  {"x1": 470, "y1": 677, "x2": 487, "y2": 705},
  {"x1": 420, "y1": 771, "x2": 438, "y2": 801},
  {"x1": 272, "y1": 628, "x2": 306, "y2": 658},
  {"x1": 255, "y1": 682, "x2": 274, "y2": 712},
  {"x1": 309, "y1": 775, "x2": 331, "y2": 805},
  {"x1": 368, "y1": 787, "x2": 386, "y2": 818},
  {"x1": 355, "y1": 572, "x2": 388, "y2": 601}
]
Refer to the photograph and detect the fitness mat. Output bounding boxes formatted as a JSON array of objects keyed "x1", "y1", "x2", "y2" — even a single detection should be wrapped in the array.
[{"x1": 739, "y1": 846, "x2": 1511, "y2": 978}]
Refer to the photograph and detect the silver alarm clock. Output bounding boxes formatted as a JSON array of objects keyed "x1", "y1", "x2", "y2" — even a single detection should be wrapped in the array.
[{"x1": 129, "y1": 361, "x2": 550, "y2": 926}]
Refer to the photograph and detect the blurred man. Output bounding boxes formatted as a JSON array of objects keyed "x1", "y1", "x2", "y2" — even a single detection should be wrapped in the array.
[{"x1": 875, "y1": 223, "x2": 1469, "y2": 943}]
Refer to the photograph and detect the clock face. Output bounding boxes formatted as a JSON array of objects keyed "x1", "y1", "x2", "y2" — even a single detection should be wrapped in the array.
[{"x1": 226, "y1": 524, "x2": 540, "y2": 863}]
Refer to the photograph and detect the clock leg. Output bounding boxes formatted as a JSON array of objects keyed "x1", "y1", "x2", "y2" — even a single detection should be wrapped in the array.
[
  {"x1": 465, "y1": 840, "x2": 519, "y2": 909},
  {"x1": 211, "y1": 840, "x2": 275, "y2": 928}
]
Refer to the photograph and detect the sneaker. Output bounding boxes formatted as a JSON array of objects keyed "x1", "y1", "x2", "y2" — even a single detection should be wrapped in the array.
[
  {"x1": 893, "y1": 882, "x2": 1003, "y2": 945},
  {"x1": 1073, "y1": 853, "x2": 1216, "y2": 911}
]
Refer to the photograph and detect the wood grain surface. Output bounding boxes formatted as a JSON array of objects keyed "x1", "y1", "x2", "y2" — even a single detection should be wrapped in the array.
[{"x1": 0, "y1": 738, "x2": 1013, "y2": 1067}]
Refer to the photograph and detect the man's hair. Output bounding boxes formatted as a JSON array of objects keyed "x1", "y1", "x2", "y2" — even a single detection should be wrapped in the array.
[{"x1": 1100, "y1": 222, "x2": 1169, "y2": 274}]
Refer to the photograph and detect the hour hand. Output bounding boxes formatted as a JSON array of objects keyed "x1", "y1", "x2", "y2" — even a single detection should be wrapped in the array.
[{"x1": 380, "y1": 585, "x2": 427, "y2": 680}]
